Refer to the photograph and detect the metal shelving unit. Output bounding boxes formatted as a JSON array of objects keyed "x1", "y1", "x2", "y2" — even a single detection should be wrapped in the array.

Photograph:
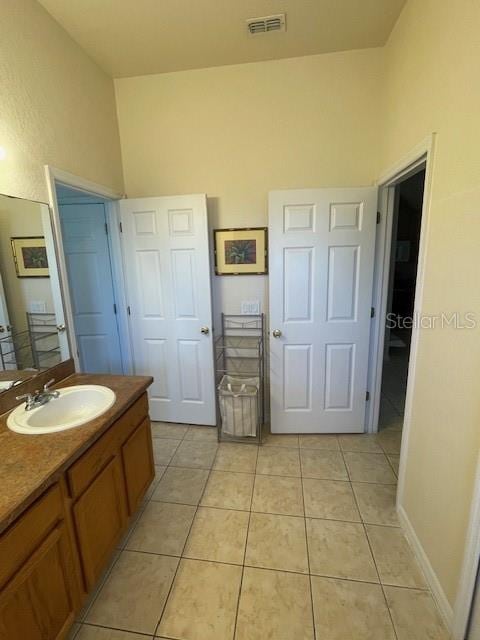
[
  {"x1": 0, "y1": 313, "x2": 61, "y2": 371},
  {"x1": 215, "y1": 313, "x2": 265, "y2": 444},
  {"x1": 0, "y1": 331, "x2": 33, "y2": 370},
  {"x1": 26, "y1": 312, "x2": 61, "y2": 369}
]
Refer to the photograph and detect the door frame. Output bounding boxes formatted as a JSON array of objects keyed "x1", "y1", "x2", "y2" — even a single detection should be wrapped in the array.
[
  {"x1": 453, "y1": 453, "x2": 480, "y2": 638},
  {"x1": 365, "y1": 131, "x2": 480, "y2": 638},
  {"x1": 366, "y1": 134, "x2": 436, "y2": 440},
  {"x1": 365, "y1": 134, "x2": 440, "y2": 614},
  {"x1": 44, "y1": 166, "x2": 132, "y2": 373},
  {"x1": 0, "y1": 272, "x2": 12, "y2": 370}
]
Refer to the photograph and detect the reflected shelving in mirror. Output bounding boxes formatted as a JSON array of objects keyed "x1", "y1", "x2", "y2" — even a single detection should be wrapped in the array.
[{"x1": 0, "y1": 192, "x2": 71, "y2": 393}]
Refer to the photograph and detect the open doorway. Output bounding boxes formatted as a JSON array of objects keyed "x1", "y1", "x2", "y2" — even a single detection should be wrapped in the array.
[
  {"x1": 45, "y1": 165, "x2": 132, "y2": 377},
  {"x1": 55, "y1": 184, "x2": 125, "y2": 374},
  {"x1": 467, "y1": 568, "x2": 480, "y2": 639},
  {"x1": 378, "y1": 169, "x2": 426, "y2": 431}
]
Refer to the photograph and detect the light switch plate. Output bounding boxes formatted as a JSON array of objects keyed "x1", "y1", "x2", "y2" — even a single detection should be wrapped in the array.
[{"x1": 241, "y1": 300, "x2": 260, "y2": 315}]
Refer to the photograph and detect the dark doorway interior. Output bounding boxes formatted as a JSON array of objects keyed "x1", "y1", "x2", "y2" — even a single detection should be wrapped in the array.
[{"x1": 379, "y1": 169, "x2": 426, "y2": 431}]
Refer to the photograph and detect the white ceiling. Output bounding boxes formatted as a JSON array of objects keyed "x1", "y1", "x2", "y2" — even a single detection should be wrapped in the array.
[{"x1": 38, "y1": 0, "x2": 406, "y2": 78}]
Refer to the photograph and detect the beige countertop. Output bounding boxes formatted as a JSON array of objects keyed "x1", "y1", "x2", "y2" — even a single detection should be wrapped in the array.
[
  {"x1": 0, "y1": 371, "x2": 36, "y2": 382},
  {"x1": 0, "y1": 373, "x2": 152, "y2": 535}
]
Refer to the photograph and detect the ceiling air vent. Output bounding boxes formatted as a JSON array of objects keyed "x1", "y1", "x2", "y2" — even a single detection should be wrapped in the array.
[{"x1": 246, "y1": 14, "x2": 286, "y2": 35}]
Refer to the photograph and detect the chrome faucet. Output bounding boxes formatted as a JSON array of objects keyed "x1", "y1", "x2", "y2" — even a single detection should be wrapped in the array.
[{"x1": 16, "y1": 378, "x2": 60, "y2": 411}]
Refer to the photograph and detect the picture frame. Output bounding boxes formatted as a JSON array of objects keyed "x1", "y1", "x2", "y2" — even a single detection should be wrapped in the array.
[
  {"x1": 214, "y1": 227, "x2": 268, "y2": 275},
  {"x1": 11, "y1": 237, "x2": 49, "y2": 278}
]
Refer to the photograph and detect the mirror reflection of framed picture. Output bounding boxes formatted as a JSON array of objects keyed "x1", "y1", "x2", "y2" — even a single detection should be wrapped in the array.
[
  {"x1": 11, "y1": 237, "x2": 49, "y2": 278},
  {"x1": 214, "y1": 227, "x2": 268, "y2": 275}
]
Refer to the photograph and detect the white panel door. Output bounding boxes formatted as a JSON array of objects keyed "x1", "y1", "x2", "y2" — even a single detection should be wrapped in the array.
[
  {"x1": 269, "y1": 188, "x2": 377, "y2": 433},
  {"x1": 59, "y1": 203, "x2": 123, "y2": 374},
  {"x1": 119, "y1": 195, "x2": 216, "y2": 425},
  {"x1": 42, "y1": 207, "x2": 70, "y2": 361}
]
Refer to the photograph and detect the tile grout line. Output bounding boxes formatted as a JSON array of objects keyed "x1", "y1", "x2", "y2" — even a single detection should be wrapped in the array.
[
  {"x1": 384, "y1": 450, "x2": 400, "y2": 478},
  {"x1": 161, "y1": 467, "x2": 397, "y2": 485},
  {"x1": 152, "y1": 429, "x2": 221, "y2": 638},
  {"x1": 300, "y1": 439, "x2": 323, "y2": 640},
  {"x1": 381, "y1": 393, "x2": 404, "y2": 418},
  {"x1": 151, "y1": 431, "x2": 263, "y2": 637},
  {"x1": 144, "y1": 498, "x2": 400, "y2": 529},
  {"x1": 79, "y1": 546, "x2": 433, "y2": 592},
  {"x1": 89, "y1": 426, "x2": 406, "y2": 639},
  {"x1": 232, "y1": 442, "x2": 260, "y2": 640},
  {"x1": 83, "y1": 444, "x2": 180, "y2": 618},
  {"x1": 78, "y1": 428, "x2": 193, "y2": 632},
  {"x1": 77, "y1": 458, "x2": 167, "y2": 625},
  {"x1": 372, "y1": 422, "x2": 402, "y2": 479},
  {"x1": 77, "y1": 427, "x2": 232, "y2": 638},
  {"x1": 77, "y1": 620, "x2": 154, "y2": 638},
  {"x1": 156, "y1": 440, "x2": 398, "y2": 482},
  {"x1": 78, "y1": 546, "x2": 133, "y2": 623},
  {"x1": 340, "y1": 446, "x2": 400, "y2": 640}
]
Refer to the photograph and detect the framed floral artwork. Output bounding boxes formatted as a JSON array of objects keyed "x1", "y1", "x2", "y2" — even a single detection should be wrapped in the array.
[
  {"x1": 214, "y1": 227, "x2": 268, "y2": 275},
  {"x1": 11, "y1": 237, "x2": 49, "y2": 277}
]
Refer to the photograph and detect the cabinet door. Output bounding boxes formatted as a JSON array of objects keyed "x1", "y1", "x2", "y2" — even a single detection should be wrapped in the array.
[
  {"x1": 122, "y1": 418, "x2": 155, "y2": 514},
  {"x1": 0, "y1": 525, "x2": 75, "y2": 640},
  {"x1": 73, "y1": 456, "x2": 127, "y2": 590}
]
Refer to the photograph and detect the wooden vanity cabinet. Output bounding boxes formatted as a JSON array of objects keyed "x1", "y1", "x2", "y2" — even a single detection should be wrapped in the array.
[
  {"x1": 122, "y1": 417, "x2": 155, "y2": 514},
  {"x1": 0, "y1": 524, "x2": 76, "y2": 640},
  {"x1": 0, "y1": 392, "x2": 154, "y2": 640},
  {"x1": 73, "y1": 455, "x2": 128, "y2": 590},
  {"x1": 68, "y1": 393, "x2": 153, "y2": 590},
  {"x1": 0, "y1": 485, "x2": 79, "y2": 640}
]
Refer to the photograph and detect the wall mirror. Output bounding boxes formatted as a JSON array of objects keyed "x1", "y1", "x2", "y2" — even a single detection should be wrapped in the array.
[{"x1": 0, "y1": 193, "x2": 70, "y2": 392}]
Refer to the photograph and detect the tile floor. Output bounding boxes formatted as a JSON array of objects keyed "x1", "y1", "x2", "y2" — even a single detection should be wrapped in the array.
[
  {"x1": 70, "y1": 423, "x2": 449, "y2": 640},
  {"x1": 379, "y1": 349, "x2": 409, "y2": 431}
]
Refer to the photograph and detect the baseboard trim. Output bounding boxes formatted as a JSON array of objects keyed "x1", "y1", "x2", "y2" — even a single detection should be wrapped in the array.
[{"x1": 397, "y1": 504, "x2": 454, "y2": 633}]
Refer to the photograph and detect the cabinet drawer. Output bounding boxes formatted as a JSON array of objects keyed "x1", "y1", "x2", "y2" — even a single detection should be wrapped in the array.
[
  {"x1": 0, "y1": 484, "x2": 63, "y2": 590},
  {"x1": 112, "y1": 393, "x2": 149, "y2": 448},
  {"x1": 68, "y1": 393, "x2": 148, "y2": 498}
]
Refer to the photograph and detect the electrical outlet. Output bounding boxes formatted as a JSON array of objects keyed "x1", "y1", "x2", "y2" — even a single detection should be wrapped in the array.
[
  {"x1": 29, "y1": 301, "x2": 47, "y2": 313},
  {"x1": 241, "y1": 300, "x2": 260, "y2": 315}
]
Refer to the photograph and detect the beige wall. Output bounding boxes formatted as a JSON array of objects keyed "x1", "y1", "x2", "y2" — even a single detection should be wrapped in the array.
[
  {"x1": 115, "y1": 3, "x2": 480, "y2": 611},
  {"x1": 3, "y1": 0, "x2": 478, "y2": 615},
  {"x1": 381, "y1": 0, "x2": 480, "y2": 608},
  {"x1": 0, "y1": 0, "x2": 123, "y2": 203},
  {"x1": 115, "y1": 49, "x2": 383, "y2": 325}
]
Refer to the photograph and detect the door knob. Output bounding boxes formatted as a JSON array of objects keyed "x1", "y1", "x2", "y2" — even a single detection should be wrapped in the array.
[
  {"x1": 272, "y1": 329, "x2": 282, "y2": 338},
  {"x1": 200, "y1": 326, "x2": 210, "y2": 335},
  {"x1": 56, "y1": 324, "x2": 66, "y2": 332}
]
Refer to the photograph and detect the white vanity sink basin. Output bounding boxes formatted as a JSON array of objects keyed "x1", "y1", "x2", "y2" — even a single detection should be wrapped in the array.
[{"x1": 7, "y1": 385, "x2": 116, "y2": 434}]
